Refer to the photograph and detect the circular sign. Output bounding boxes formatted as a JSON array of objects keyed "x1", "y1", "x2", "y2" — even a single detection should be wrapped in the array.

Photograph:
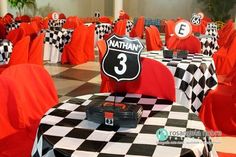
[
  {"x1": 198, "y1": 12, "x2": 204, "y2": 19},
  {"x1": 52, "y1": 12, "x2": 59, "y2": 20},
  {"x1": 174, "y1": 20, "x2": 192, "y2": 39}
]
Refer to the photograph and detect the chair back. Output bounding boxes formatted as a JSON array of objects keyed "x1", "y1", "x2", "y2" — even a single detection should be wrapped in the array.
[
  {"x1": 9, "y1": 36, "x2": 30, "y2": 65},
  {"x1": 6, "y1": 28, "x2": 25, "y2": 45},
  {"x1": 130, "y1": 16, "x2": 145, "y2": 38},
  {"x1": 28, "y1": 33, "x2": 45, "y2": 65},
  {"x1": 113, "y1": 19, "x2": 127, "y2": 36}
]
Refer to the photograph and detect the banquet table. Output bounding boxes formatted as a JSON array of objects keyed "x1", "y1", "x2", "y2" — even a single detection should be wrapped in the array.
[
  {"x1": 141, "y1": 51, "x2": 218, "y2": 114},
  {"x1": 6, "y1": 22, "x2": 20, "y2": 33},
  {"x1": 42, "y1": 29, "x2": 73, "y2": 63},
  {"x1": 31, "y1": 93, "x2": 217, "y2": 157},
  {"x1": 0, "y1": 39, "x2": 13, "y2": 65}
]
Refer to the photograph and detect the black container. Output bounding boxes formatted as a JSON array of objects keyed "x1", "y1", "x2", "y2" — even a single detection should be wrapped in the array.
[
  {"x1": 163, "y1": 50, "x2": 173, "y2": 58},
  {"x1": 177, "y1": 50, "x2": 188, "y2": 59},
  {"x1": 86, "y1": 101, "x2": 143, "y2": 128}
]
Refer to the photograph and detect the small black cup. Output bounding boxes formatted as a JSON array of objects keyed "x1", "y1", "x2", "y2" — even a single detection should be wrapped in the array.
[
  {"x1": 177, "y1": 50, "x2": 188, "y2": 59},
  {"x1": 163, "y1": 50, "x2": 173, "y2": 58}
]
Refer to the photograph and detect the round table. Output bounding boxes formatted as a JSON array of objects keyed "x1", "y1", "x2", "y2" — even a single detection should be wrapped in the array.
[{"x1": 31, "y1": 93, "x2": 217, "y2": 157}]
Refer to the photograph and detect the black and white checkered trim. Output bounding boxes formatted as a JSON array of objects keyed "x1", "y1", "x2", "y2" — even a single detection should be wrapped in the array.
[
  {"x1": 200, "y1": 36, "x2": 219, "y2": 56},
  {"x1": 95, "y1": 24, "x2": 112, "y2": 40},
  {"x1": 48, "y1": 19, "x2": 66, "y2": 29},
  {"x1": 32, "y1": 93, "x2": 216, "y2": 157},
  {"x1": 0, "y1": 39, "x2": 13, "y2": 65},
  {"x1": 141, "y1": 51, "x2": 218, "y2": 114},
  {"x1": 6, "y1": 22, "x2": 20, "y2": 33}
]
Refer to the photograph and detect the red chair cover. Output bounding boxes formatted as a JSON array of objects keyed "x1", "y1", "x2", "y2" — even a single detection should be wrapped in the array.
[
  {"x1": 9, "y1": 36, "x2": 30, "y2": 65},
  {"x1": 101, "y1": 57, "x2": 176, "y2": 101},
  {"x1": 218, "y1": 20, "x2": 235, "y2": 48},
  {"x1": 28, "y1": 33, "x2": 45, "y2": 65},
  {"x1": 165, "y1": 20, "x2": 175, "y2": 46},
  {"x1": 113, "y1": 19, "x2": 127, "y2": 36},
  {"x1": 6, "y1": 28, "x2": 25, "y2": 45},
  {"x1": 63, "y1": 16, "x2": 83, "y2": 29},
  {"x1": 61, "y1": 24, "x2": 88, "y2": 64},
  {"x1": 0, "y1": 21, "x2": 6, "y2": 39},
  {"x1": 145, "y1": 27, "x2": 162, "y2": 51},
  {"x1": 59, "y1": 13, "x2": 66, "y2": 19},
  {"x1": 0, "y1": 64, "x2": 58, "y2": 157},
  {"x1": 119, "y1": 13, "x2": 130, "y2": 20},
  {"x1": 150, "y1": 25, "x2": 163, "y2": 49},
  {"x1": 167, "y1": 35, "x2": 201, "y2": 53},
  {"x1": 130, "y1": 16, "x2": 145, "y2": 38},
  {"x1": 85, "y1": 24, "x2": 95, "y2": 61},
  {"x1": 213, "y1": 30, "x2": 236, "y2": 75},
  {"x1": 99, "y1": 16, "x2": 112, "y2": 24},
  {"x1": 199, "y1": 74, "x2": 236, "y2": 135}
]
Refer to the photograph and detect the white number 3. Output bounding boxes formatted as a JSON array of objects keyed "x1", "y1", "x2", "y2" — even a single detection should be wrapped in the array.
[{"x1": 114, "y1": 53, "x2": 127, "y2": 75}]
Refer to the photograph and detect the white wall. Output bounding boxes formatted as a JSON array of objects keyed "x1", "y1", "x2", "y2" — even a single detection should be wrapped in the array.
[{"x1": 124, "y1": 0, "x2": 203, "y2": 20}]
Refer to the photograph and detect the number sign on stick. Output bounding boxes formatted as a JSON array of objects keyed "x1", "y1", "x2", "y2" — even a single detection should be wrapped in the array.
[
  {"x1": 174, "y1": 20, "x2": 192, "y2": 39},
  {"x1": 102, "y1": 35, "x2": 144, "y2": 82}
]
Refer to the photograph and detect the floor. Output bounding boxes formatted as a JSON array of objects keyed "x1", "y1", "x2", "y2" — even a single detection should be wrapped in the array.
[{"x1": 44, "y1": 41, "x2": 236, "y2": 156}]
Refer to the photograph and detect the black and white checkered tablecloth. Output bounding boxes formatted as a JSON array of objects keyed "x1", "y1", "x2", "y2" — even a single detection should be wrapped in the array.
[
  {"x1": 0, "y1": 39, "x2": 13, "y2": 65},
  {"x1": 200, "y1": 36, "x2": 219, "y2": 56},
  {"x1": 48, "y1": 19, "x2": 66, "y2": 29},
  {"x1": 141, "y1": 51, "x2": 218, "y2": 114},
  {"x1": 6, "y1": 22, "x2": 20, "y2": 33},
  {"x1": 32, "y1": 93, "x2": 217, "y2": 157},
  {"x1": 95, "y1": 23, "x2": 112, "y2": 40},
  {"x1": 42, "y1": 29, "x2": 73, "y2": 52}
]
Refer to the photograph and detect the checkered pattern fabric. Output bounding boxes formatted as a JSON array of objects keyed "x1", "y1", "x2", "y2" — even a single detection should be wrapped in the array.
[
  {"x1": 141, "y1": 51, "x2": 218, "y2": 114},
  {"x1": 200, "y1": 36, "x2": 219, "y2": 56},
  {"x1": 42, "y1": 29, "x2": 73, "y2": 52},
  {"x1": 32, "y1": 93, "x2": 216, "y2": 157},
  {"x1": 48, "y1": 19, "x2": 66, "y2": 29},
  {"x1": 112, "y1": 20, "x2": 134, "y2": 33},
  {"x1": 95, "y1": 23, "x2": 112, "y2": 39},
  {"x1": 6, "y1": 22, "x2": 20, "y2": 33},
  {"x1": 0, "y1": 39, "x2": 13, "y2": 65},
  {"x1": 205, "y1": 23, "x2": 218, "y2": 39}
]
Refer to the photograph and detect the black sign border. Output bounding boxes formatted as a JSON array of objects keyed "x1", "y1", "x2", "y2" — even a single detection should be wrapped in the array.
[{"x1": 101, "y1": 34, "x2": 144, "y2": 82}]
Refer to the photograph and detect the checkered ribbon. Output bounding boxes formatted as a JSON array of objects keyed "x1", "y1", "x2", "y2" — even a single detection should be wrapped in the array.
[
  {"x1": 0, "y1": 39, "x2": 13, "y2": 65},
  {"x1": 141, "y1": 51, "x2": 218, "y2": 114},
  {"x1": 6, "y1": 22, "x2": 20, "y2": 33},
  {"x1": 32, "y1": 93, "x2": 216, "y2": 157},
  {"x1": 41, "y1": 29, "x2": 73, "y2": 52}
]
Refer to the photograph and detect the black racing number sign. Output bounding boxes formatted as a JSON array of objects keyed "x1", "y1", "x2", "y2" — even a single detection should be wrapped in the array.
[
  {"x1": 101, "y1": 34, "x2": 144, "y2": 82},
  {"x1": 190, "y1": 13, "x2": 202, "y2": 25}
]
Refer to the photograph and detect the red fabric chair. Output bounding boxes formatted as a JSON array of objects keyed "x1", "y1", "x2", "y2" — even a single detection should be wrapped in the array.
[
  {"x1": 28, "y1": 33, "x2": 45, "y2": 65},
  {"x1": 145, "y1": 27, "x2": 162, "y2": 51},
  {"x1": 61, "y1": 24, "x2": 88, "y2": 64},
  {"x1": 9, "y1": 36, "x2": 30, "y2": 65},
  {"x1": 218, "y1": 20, "x2": 235, "y2": 48},
  {"x1": 0, "y1": 64, "x2": 58, "y2": 157},
  {"x1": 113, "y1": 19, "x2": 127, "y2": 36},
  {"x1": 130, "y1": 16, "x2": 145, "y2": 38},
  {"x1": 213, "y1": 30, "x2": 236, "y2": 75},
  {"x1": 63, "y1": 16, "x2": 83, "y2": 29},
  {"x1": 191, "y1": 20, "x2": 207, "y2": 35},
  {"x1": 97, "y1": 40, "x2": 111, "y2": 92},
  {"x1": 167, "y1": 35, "x2": 201, "y2": 53},
  {"x1": 19, "y1": 22, "x2": 39, "y2": 40},
  {"x1": 0, "y1": 21, "x2": 6, "y2": 39},
  {"x1": 165, "y1": 20, "x2": 175, "y2": 46},
  {"x1": 85, "y1": 24, "x2": 95, "y2": 61},
  {"x1": 99, "y1": 16, "x2": 112, "y2": 24},
  {"x1": 101, "y1": 57, "x2": 176, "y2": 101},
  {"x1": 59, "y1": 13, "x2": 66, "y2": 19},
  {"x1": 150, "y1": 25, "x2": 163, "y2": 49},
  {"x1": 6, "y1": 28, "x2": 25, "y2": 45},
  {"x1": 119, "y1": 12, "x2": 130, "y2": 20},
  {"x1": 199, "y1": 65, "x2": 236, "y2": 135}
]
